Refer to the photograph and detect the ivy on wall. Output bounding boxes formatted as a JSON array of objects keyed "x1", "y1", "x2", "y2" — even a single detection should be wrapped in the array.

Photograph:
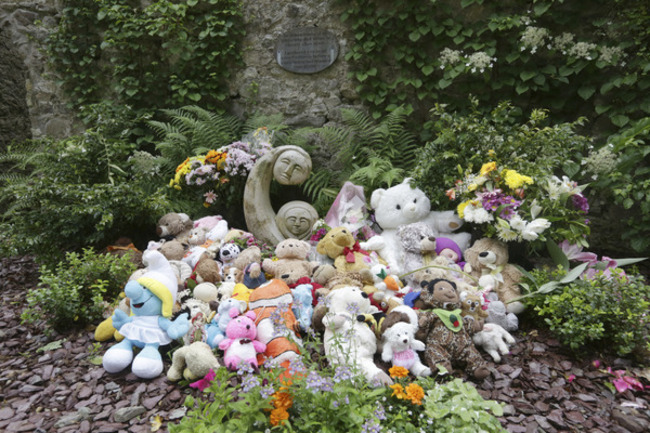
[
  {"x1": 338, "y1": 0, "x2": 650, "y2": 137},
  {"x1": 45, "y1": 0, "x2": 245, "y2": 111}
]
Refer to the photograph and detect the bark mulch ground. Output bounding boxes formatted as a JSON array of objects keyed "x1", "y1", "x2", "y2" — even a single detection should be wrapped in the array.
[{"x1": 1, "y1": 255, "x2": 649, "y2": 432}]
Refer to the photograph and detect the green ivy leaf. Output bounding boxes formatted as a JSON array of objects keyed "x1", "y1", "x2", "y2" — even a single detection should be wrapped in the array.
[
  {"x1": 438, "y1": 78, "x2": 452, "y2": 89},
  {"x1": 577, "y1": 86, "x2": 595, "y2": 100},
  {"x1": 534, "y1": 2, "x2": 551, "y2": 16},
  {"x1": 611, "y1": 114, "x2": 630, "y2": 127},
  {"x1": 520, "y1": 71, "x2": 536, "y2": 82},
  {"x1": 409, "y1": 31, "x2": 421, "y2": 42},
  {"x1": 421, "y1": 65, "x2": 434, "y2": 76}
]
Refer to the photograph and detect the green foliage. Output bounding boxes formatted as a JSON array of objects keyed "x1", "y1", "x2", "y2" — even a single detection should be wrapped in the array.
[
  {"x1": 170, "y1": 336, "x2": 505, "y2": 432},
  {"x1": 301, "y1": 107, "x2": 420, "y2": 214},
  {"x1": 21, "y1": 248, "x2": 136, "y2": 333},
  {"x1": 528, "y1": 268, "x2": 650, "y2": 358},
  {"x1": 422, "y1": 378, "x2": 505, "y2": 432},
  {"x1": 45, "y1": 0, "x2": 244, "y2": 111},
  {"x1": 585, "y1": 117, "x2": 650, "y2": 253},
  {"x1": 338, "y1": 0, "x2": 650, "y2": 138},
  {"x1": 0, "y1": 103, "x2": 171, "y2": 264},
  {"x1": 413, "y1": 99, "x2": 592, "y2": 207}
]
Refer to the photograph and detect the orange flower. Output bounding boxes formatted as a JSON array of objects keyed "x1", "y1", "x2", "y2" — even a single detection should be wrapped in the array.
[
  {"x1": 269, "y1": 408, "x2": 289, "y2": 426},
  {"x1": 389, "y1": 383, "x2": 407, "y2": 399},
  {"x1": 272, "y1": 391, "x2": 293, "y2": 410},
  {"x1": 405, "y1": 383, "x2": 425, "y2": 405},
  {"x1": 175, "y1": 158, "x2": 189, "y2": 173},
  {"x1": 389, "y1": 366, "x2": 409, "y2": 379},
  {"x1": 205, "y1": 150, "x2": 227, "y2": 165}
]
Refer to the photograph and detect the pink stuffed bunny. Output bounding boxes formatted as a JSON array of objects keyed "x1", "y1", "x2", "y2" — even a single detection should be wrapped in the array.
[{"x1": 218, "y1": 308, "x2": 266, "y2": 371}]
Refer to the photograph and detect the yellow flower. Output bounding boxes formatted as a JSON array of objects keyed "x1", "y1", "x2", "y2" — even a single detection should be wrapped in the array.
[
  {"x1": 390, "y1": 383, "x2": 407, "y2": 399},
  {"x1": 389, "y1": 366, "x2": 409, "y2": 378},
  {"x1": 405, "y1": 383, "x2": 425, "y2": 405},
  {"x1": 457, "y1": 200, "x2": 472, "y2": 219},
  {"x1": 480, "y1": 161, "x2": 497, "y2": 176},
  {"x1": 467, "y1": 183, "x2": 478, "y2": 192},
  {"x1": 503, "y1": 169, "x2": 533, "y2": 189},
  {"x1": 488, "y1": 149, "x2": 496, "y2": 157}
]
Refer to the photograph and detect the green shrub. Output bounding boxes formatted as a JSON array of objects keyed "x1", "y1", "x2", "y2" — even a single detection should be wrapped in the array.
[
  {"x1": 530, "y1": 268, "x2": 650, "y2": 358},
  {"x1": 170, "y1": 335, "x2": 505, "y2": 432},
  {"x1": 585, "y1": 117, "x2": 650, "y2": 253},
  {"x1": 21, "y1": 248, "x2": 136, "y2": 333},
  {"x1": 413, "y1": 99, "x2": 592, "y2": 208},
  {"x1": 0, "y1": 104, "x2": 171, "y2": 264}
]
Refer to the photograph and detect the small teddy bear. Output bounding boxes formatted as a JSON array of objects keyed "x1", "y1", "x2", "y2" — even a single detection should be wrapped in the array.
[
  {"x1": 397, "y1": 221, "x2": 437, "y2": 284},
  {"x1": 233, "y1": 246, "x2": 266, "y2": 289},
  {"x1": 472, "y1": 323, "x2": 516, "y2": 363},
  {"x1": 156, "y1": 212, "x2": 193, "y2": 244},
  {"x1": 381, "y1": 321, "x2": 432, "y2": 377},
  {"x1": 316, "y1": 226, "x2": 379, "y2": 284},
  {"x1": 416, "y1": 278, "x2": 489, "y2": 379},
  {"x1": 263, "y1": 238, "x2": 320, "y2": 286},
  {"x1": 219, "y1": 308, "x2": 266, "y2": 371},
  {"x1": 459, "y1": 290, "x2": 489, "y2": 327},
  {"x1": 167, "y1": 341, "x2": 221, "y2": 382},
  {"x1": 464, "y1": 238, "x2": 524, "y2": 314}
]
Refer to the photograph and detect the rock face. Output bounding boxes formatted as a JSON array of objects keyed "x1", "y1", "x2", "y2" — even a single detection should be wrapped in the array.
[
  {"x1": 0, "y1": 0, "x2": 363, "y2": 142},
  {"x1": 0, "y1": 28, "x2": 31, "y2": 148},
  {"x1": 0, "y1": 0, "x2": 75, "y2": 141}
]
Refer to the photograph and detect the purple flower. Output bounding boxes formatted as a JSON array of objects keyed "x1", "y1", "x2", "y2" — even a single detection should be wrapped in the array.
[
  {"x1": 361, "y1": 419, "x2": 381, "y2": 433},
  {"x1": 572, "y1": 193, "x2": 590, "y2": 213},
  {"x1": 304, "y1": 371, "x2": 334, "y2": 392},
  {"x1": 333, "y1": 366, "x2": 353, "y2": 383},
  {"x1": 241, "y1": 373, "x2": 261, "y2": 392},
  {"x1": 189, "y1": 368, "x2": 215, "y2": 391}
]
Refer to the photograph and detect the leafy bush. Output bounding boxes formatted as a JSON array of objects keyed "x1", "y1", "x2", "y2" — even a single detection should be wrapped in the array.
[
  {"x1": 45, "y1": 0, "x2": 245, "y2": 111},
  {"x1": 412, "y1": 100, "x2": 592, "y2": 208},
  {"x1": 527, "y1": 267, "x2": 650, "y2": 358},
  {"x1": 21, "y1": 248, "x2": 136, "y2": 333},
  {"x1": 0, "y1": 103, "x2": 171, "y2": 264},
  {"x1": 585, "y1": 117, "x2": 650, "y2": 253},
  {"x1": 339, "y1": 0, "x2": 650, "y2": 138},
  {"x1": 170, "y1": 355, "x2": 505, "y2": 432}
]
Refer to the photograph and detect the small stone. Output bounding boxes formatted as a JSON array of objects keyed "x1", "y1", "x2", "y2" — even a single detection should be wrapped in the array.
[
  {"x1": 113, "y1": 406, "x2": 146, "y2": 423},
  {"x1": 168, "y1": 407, "x2": 187, "y2": 420}
]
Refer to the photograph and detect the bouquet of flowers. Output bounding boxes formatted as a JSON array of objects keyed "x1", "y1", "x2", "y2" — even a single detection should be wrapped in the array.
[
  {"x1": 169, "y1": 127, "x2": 273, "y2": 208},
  {"x1": 446, "y1": 161, "x2": 590, "y2": 248}
]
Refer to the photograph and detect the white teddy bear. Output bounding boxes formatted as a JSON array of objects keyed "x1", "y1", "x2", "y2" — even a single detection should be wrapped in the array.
[
  {"x1": 381, "y1": 321, "x2": 431, "y2": 377},
  {"x1": 360, "y1": 178, "x2": 471, "y2": 274},
  {"x1": 472, "y1": 323, "x2": 516, "y2": 363},
  {"x1": 322, "y1": 285, "x2": 393, "y2": 387}
]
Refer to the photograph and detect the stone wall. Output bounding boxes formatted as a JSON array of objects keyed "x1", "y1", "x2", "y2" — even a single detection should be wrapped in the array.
[
  {"x1": 0, "y1": 0, "x2": 362, "y2": 144},
  {"x1": 0, "y1": 0, "x2": 75, "y2": 142},
  {"x1": 0, "y1": 26, "x2": 30, "y2": 147}
]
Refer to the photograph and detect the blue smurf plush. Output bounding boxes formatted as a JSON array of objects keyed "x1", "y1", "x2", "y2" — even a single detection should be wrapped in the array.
[{"x1": 103, "y1": 250, "x2": 190, "y2": 379}]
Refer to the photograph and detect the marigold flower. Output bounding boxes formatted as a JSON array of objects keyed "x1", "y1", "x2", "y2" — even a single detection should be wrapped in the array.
[
  {"x1": 405, "y1": 383, "x2": 424, "y2": 405},
  {"x1": 389, "y1": 366, "x2": 409, "y2": 379},
  {"x1": 272, "y1": 391, "x2": 293, "y2": 410},
  {"x1": 390, "y1": 383, "x2": 407, "y2": 399},
  {"x1": 480, "y1": 161, "x2": 497, "y2": 176},
  {"x1": 175, "y1": 158, "x2": 189, "y2": 173},
  {"x1": 269, "y1": 408, "x2": 289, "y2": 426}
]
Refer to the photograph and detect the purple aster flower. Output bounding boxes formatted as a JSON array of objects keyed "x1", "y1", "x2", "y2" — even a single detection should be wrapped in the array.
[
  {"x1": 241, "y1": 373, "x2": 260, "y2": 392},
  {"x1": 361, "y1": 419, "x2": 381, "y2": 433},
  {"x1": 333, "y1": 366, "x2": 354, "y2": 383},
  {"x1": 572, "y1": 193, "x2": 590, "y2": 213}
]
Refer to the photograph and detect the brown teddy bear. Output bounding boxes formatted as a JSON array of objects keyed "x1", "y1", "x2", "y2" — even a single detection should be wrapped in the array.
[
  {"x1": 156, "y1": 212, "x2": 193, "y2": 244},
  {"x1": 464, "y1": 238, "x2": 524, "y2": 314},
  {"x1": 416, "y1": 278, "x2": 489, "y2": 379},
  {"x1": 262, "y1": 238, "x2": 319, "y2": 285},
  {"x1": 232, "y1": 246, "x2": 266, "y2": 289}
]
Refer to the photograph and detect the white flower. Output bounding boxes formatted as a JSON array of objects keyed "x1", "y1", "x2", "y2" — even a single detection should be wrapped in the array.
[
  {"x1": 569, "y1": 42, "x2": 597, "y2": 60},
  {"x1": 509, "y1": 215, "x2": 526, "y2": 232},
  {"x1": 521, "y1": 218, "x2": 551, "y2": 240},
  {"x1": 496, "y1": 225, "x2": 519, "y2": 242},
  {"x1": 520, "y1": 26, "x2": 549, "y2": 51},
  {"x1": 464, "y1": 204, "x2": 494, "y2": 224}
]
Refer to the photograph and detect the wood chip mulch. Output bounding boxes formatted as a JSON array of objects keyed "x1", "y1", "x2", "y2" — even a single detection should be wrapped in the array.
[{"x1": 1, "y1": 255, "x2": 649, "y2": 432}]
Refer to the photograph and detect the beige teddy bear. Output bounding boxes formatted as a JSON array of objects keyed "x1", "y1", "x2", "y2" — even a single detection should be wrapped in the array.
[
  {"x1": 167, "y1": 341, "x2": 221, "y2": 381},
  {"x1": 464, "y1": 238, "x2": 524, "y2": 314},
  {"x1": 156, "y1": 212, "x2": 193, "y2": 244},
  {"x1": 262, "y1": 238, "x2": 319, "y2": 285}
]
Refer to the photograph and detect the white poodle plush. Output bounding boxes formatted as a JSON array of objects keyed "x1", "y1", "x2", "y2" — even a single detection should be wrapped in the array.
[
  {"x1": 472, "y1": 323, "x2": 516, "y2": 363},
  {"x1": 322, "y1": 285, "x2": 392, "y2": 387},
  {"x1": 381, "y1": 321, "x2": 431, "y2": 377}
]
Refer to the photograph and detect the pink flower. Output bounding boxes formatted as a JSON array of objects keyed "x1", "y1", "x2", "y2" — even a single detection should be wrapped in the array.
[
  {"x1": 203, "y1": 190, "x2": 217, "y2": 204},
  {"x1": 189, "y1": 368, "x2": 216, "y2": 391},
  {"x1": 567, "y1": 374, "x2": 576, "y2": 383},
  {"x1": 592, "y1": 360, "x2": 601, "y2": 368},
  {"x1": 558, "y1": 240, "x2": 598, "y2": 263}
]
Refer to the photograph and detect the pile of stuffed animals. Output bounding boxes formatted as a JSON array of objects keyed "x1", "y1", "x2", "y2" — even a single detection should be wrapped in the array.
[{"x1": 98, "y1": 179, "x2": 524, "y2": 386}]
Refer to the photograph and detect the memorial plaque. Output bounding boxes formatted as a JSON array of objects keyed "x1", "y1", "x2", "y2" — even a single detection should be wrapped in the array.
[{"x1": 275, "y1": 27, "x2": 339, "y2": 74}]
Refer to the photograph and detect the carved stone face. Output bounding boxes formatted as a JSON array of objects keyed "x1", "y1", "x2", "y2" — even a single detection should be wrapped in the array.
[
  {"x1": 272, "y1": 149, "x2": 311, "y2": 185},
  {"x1": 276, "y1": 201, "x2": 319, "y2": 240}
]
